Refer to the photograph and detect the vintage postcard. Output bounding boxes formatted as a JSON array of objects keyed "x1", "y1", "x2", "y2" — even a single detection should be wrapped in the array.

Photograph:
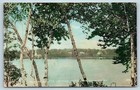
[{"x1": 3, "y1": 3, "x2": 137, "y2": 87}]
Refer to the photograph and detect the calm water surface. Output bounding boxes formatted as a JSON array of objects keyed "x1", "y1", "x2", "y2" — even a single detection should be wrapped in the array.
[{"x1": 12, "y1": 59, "x2": 131, "y2": 87}]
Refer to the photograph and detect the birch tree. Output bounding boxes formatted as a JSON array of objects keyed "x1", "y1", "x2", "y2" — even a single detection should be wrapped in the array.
[
  {"x1": 80, "y1": 3, "x2": 137, "y2": 86},
  {"x1": 19, "y1": 9, "x2": 31, "y2": 86},
  {"x1": 30, "y1": 3, "x2": 69, "y2": 86},
  {"x1": 58, "y1": 4, "x2": 89, "y2": 82},
  {"x1": 4, "y1": 3, "x2": 42, "y2": 87},
  {"x1": 32, "y1": 3, "x2": 89, "y2": 84}
]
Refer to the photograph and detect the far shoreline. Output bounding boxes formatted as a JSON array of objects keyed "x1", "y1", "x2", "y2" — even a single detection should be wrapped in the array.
[{"x1": 14, "y1": 57, "x2": 115, "y2": 60}]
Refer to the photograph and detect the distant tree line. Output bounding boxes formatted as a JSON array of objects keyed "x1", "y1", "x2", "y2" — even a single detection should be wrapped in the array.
[{"x1": 21, "y1": 49, "x2": 117, "y2": 59}]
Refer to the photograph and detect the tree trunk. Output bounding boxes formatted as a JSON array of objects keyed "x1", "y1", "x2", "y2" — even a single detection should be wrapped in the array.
[
  {"x1": 20, "y1": 9, "x2": 32, "y2": 86},
  {"x1": 44, "y1": 31, "x2": 53, "y2": 86},
  {"x1": 10, "y1": 12, "x2": 42, "y2": 87},
  {"x1": 124, "y1": 4, "x2": 137, "y2": 86},
  {"x1": 65, "y1": 17, "x2": 87, "y2": 81},
  {"x1": 30, "y1": 27, "x2": 36, "y2": 86},
  {"x1": 130, "y1": 33, "x2": 137, "y2": 86},
  {"x1": 5, "y1": 75, "x2": 8, "y2": 87},
  {"x1": 5, "y1": 76, "x2": 9, "y2": 87},
  {"x1": 5, "y1": 28, "x2": 10, "y2": 87},
  {"x1": 20, "y1": 47, "x2": 27, "y2": 86},
  {"x1": 5, "y1": 56, "x2": 10, "y2": 87}
]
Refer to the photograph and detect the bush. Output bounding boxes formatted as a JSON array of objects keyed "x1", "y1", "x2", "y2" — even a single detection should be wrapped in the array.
[{"x1": 69, "y1": 79, "x2": 107, "y2": 87}]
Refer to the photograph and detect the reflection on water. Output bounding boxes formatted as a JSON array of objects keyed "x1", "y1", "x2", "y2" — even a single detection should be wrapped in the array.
[{"x1": 12, "y1": 59, "x2": 131, "y2": 87}]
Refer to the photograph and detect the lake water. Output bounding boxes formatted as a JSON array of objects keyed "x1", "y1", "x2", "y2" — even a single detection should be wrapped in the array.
[{"x1": 12, "y1": 59, "x2": 131, "y2": 87}]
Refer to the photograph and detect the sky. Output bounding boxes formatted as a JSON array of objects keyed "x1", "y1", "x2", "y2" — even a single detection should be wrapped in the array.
[{"x1": 15, "y1": 20, "x2": 116, "y2": 50}]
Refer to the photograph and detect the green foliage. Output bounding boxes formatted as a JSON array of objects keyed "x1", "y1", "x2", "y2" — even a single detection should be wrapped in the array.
[
  {"x1": 4, "y1": 27, "x2": 21, "y2": 86},
  {"x1": 30, "y1": 3, "x2": 69, "y2": 48},
  {"x1": 4, "y1": 61, "x2": 21, "y2": 86},
  {"x1": 4, "y1": 28, "x2": 20, "y2": 59},
  {"x1": 4, "y1": 49, "x2": 20, "y2": 60},
  {"x1": 113, "y1": 41, "x2": 131, "y2": 72},
  {"x1": 79, "y1": 3, "x2": 136, "y2": 71},
  {"x1": 69, "y1": 80, "x2": 107, "y2": 87},
  {"x1": 4, "y1": 50, "x2": 21, "y2": 86},
  {"x1": 29, "y1": 3, "x2": 102, "y2": 49},
  {"x1": 4, "y1": 3, "x2": 31, "y2": 28}
]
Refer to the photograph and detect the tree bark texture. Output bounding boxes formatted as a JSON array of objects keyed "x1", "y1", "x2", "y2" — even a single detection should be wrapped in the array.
[
  {"x1": 30, "y1": 27, "x2": 36, "y2": 86},
  {"x1": 10, "y1": 11, "x2": 42, "y2": 87},
  {"x1": 44, "y1": 31, "x2": 53, "y2": 86},
  {"x1": 20, "y1": 9, "x2": 32, "y2": 86},
  {"x1": 124, "y1": 4, "x2": 137, "y2": 86},
  {"x1": 65, "y1": 17, "x2": 87, "y2": 81}
]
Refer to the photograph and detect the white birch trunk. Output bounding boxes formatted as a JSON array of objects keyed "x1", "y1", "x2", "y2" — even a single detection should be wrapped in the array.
[
  {"x1": 44, "y1": 31, "x2": 53, "y2": 86},
  {"x1": 124, "y1": 4, "x2": 137, "y2": 86},
  {"x1": 65, "y1": 18, "x2": 87, "y2": 81},
  {"x1": 10, "y1": 11, "x2": 42, "y2": 87},
  {"x1": 20, "y1": 9, "x2": 31, "y2": 86}
]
